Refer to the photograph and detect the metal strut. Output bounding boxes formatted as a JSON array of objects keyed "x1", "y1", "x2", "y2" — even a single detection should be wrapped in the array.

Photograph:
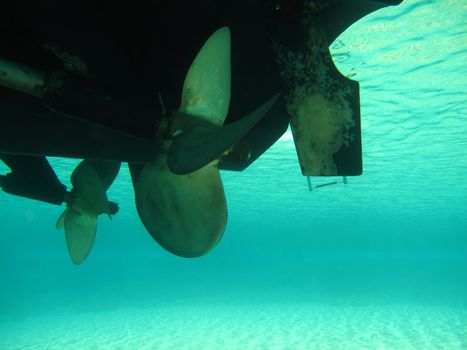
[{"x1": 307, "y1": 176, "x2": 348, "y2": 192}]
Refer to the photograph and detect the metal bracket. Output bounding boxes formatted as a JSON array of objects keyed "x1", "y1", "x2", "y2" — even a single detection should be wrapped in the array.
[{"x1": 307, "y1": 176, "x2": 347, "y2": 192}]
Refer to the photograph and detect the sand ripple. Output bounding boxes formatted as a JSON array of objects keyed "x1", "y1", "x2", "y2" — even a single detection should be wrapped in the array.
[{"x1": 1, "y1": 303, "x2": 466, "y2": 350}]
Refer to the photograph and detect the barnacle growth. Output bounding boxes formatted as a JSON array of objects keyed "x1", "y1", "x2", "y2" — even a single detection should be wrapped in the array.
[{"x1": 273, "y1": 2, "x2": 355, "y2": 175}]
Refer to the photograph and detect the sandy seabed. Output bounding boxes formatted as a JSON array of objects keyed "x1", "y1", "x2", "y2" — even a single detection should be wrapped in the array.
[{"x1": 1, "y1": 303, "x2": 466, "y2": 350}]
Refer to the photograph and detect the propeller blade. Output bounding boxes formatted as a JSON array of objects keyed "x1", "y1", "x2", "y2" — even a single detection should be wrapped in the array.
[
  {"x1": 82, "y1": 160, "x2": 121, "y2": 191},
  {"x1": 70, "y1": 160, "x2": 109, "y2": 212},
  {"x1": 180, "y1": 26, "x2": 231, "y2": 126},
  {"x1": 135, "y1": 154, "x2": 227, "y2": 258},
  {"x1": 64, "y1": 207, "x2": 97, "y2": 265},
  {"x1": 168, "y1": 93, "x2": 280, "y2": 175}
]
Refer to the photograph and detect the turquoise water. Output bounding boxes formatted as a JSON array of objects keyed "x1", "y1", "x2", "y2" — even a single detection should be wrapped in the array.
[{"x1": 1, "y1": 0, "x2": 467, "y2": 349}]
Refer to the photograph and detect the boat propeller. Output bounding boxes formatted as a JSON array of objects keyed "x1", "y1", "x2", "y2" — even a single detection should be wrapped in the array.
[{"x1": 134, "y1": 27, "x2": 279, "y2": 257}]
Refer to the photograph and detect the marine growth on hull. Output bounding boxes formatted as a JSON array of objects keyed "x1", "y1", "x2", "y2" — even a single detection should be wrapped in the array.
[{"x1": 273, "y1": 2, "x2": 356, "y2": 176}]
